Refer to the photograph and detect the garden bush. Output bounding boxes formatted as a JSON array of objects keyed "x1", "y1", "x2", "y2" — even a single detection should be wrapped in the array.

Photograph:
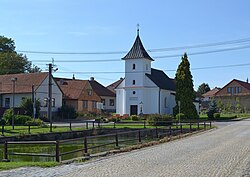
[
  {"x1": 175, "y1": 113, "x2": 185, "y2": 120},
  {"x1": 213, "y1": 113, "x2": 220, "y2": 119},
  {"x1": 131, "y1": 115, "x2": 140, "y2": 121},
  {"x1": 25, "y1": 119, "x2": 44, "y2": 126},
  {"x1": 147, "y1": 114, "x2": 173, "y2": 126},
  {"x1": 2, "y1": 109, "x2": 32, "y2": 125}
]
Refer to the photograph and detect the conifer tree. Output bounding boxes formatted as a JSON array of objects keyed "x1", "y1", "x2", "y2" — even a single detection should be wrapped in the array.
[{"x1": 174, "y1": 53, "x2": 198, "y2": 119}]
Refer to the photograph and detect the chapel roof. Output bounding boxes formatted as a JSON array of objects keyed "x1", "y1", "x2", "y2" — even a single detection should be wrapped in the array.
[{"x1": 122, "y1": 34, "x2": 154, "y2": 61}]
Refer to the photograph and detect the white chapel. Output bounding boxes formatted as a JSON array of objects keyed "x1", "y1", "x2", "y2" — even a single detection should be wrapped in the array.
[{"x1": 116, "y1": 31, "x2": 176, "y2": 116}]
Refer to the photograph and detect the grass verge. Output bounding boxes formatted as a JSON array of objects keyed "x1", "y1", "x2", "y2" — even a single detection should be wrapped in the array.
[{"x1": 0, "y1": 161, "x2": 59, "y2": 171}]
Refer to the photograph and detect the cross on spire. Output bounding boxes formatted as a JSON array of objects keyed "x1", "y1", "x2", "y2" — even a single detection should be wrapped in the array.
[{"x1": 137, "y1": 24, "x2": 140, "y2": 36}]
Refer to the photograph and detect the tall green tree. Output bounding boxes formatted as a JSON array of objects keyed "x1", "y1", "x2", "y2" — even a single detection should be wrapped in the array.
[
  {"x1": 0, "y1": 35, "x2": 41, "y2": 74},
  {"x1": 197, "y1": 83, "x2": 210, "y2": 95},
  {"x1": 174, "y1": 53, "x2": 198, "y2": 119}
]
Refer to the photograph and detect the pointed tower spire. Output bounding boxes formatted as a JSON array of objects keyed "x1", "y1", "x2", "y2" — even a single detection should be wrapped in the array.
[{"x1": 122, "y1": 26, "x2": 154, "y2": 61}]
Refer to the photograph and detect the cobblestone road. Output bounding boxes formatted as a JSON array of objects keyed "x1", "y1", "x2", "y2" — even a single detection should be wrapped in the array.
[{"x1": 1, "y1": 120, "x2": 250, "y2": 177}]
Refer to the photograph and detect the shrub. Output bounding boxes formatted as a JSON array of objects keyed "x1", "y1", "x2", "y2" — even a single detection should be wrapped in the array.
[
  {"x1": 25, "y1": 119, "x2": 44, "y2": 126},
  {"x1": 207, "y1": 99, "x2": 219, "y2": 119},
  {"x1": 147, "y1": 114, "x2": 173, "y2": 126},
  {"x1": 58, "y1": 105, "x2": 77, "y2": 119},
  {"x1": 175, "y1": 113, "x2": 185, "y2": 120},
  {"x1": 14, "y1": 115, "x2": 32, "y2": 125},
  {"x1": 131, "y1": 115, "x2": 140, "y2": 121},
  {"x1": 2, "y1": 109, "x2": 14, "y2": 125},
  {"x1": 109, "y1": 117, "x2": 121, "y2": 122},
  {"x1": 213, "y1": 113, "x2": 220, "y2": 119}
]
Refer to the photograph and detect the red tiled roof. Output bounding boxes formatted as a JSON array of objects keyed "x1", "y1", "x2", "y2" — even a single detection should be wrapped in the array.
[
  {"x1": 202, "y1": 87, "x2": 220, "y2": 97},
  {"x1": 235, "y1": 79, "x2": 250, "y2": 91},
  {"x1": 55, "y1": 78, "x2": 88, "y2": 100},
  {"x1": 0, "y1": 72, "x2": 48, "y2": 94},
  {"x1": 89, "y1": 80, "x2": 115, "y2": 97},
  {"x1": 107, "y1": 78, "x2": 124, "y2": 93}
]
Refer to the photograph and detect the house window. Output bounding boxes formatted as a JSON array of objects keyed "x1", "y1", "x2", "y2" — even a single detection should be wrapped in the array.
[
  {"x1": 93, "y1": 101, "x2": 97, "y2": 108},
  {"x1": 88, "y1": 90, "x2": 92, "y2": 96},
  {"x1": 52, "y1": 98, "x2": 55, "y2": 107},
  {"x1": 101, "y1": 99, "x2": 105, "y2": 106},
  {"x1": 83, "y1": 100, "x2": 88, "y2": 108},
  {"x1": 238, "y1": 87, "x2": 242, "y2": 93},
  {"x1": 133, "y1": 80, "x2": 135, "y2": 85},
  {"x1": 227, "y1": 87, "x2": 231, "y2": 93},
  {"x1": 109, "y1": 99, "x2": 114, "y2": 106},
  {"x1": 5, "y1": 98, "x2": 10, "y2": 108},
  {"x1": 133, "y1": 91, "x2": 136, "y2": 95},
  {"x1": 231, "y1": 87, "x2": 234, "y2": 94},
  {"x1": 132, "y1": 64, "x2": 136, "y2": 70}
]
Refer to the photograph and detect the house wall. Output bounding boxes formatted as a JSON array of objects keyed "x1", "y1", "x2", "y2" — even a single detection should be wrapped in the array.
[
  {"x1": 2, "y1": 93, "x2": 31, "y2": 108},
  {"x1": 38, "y1": 76, "x2": 62, "y2": 115},
  {"x1": 215, "y1": 80, "x2": 250, "y2": 112},
  {"x1": 125, "y1": 59, "x2": 151, "y2": 87},
  {"x1": 159, "y1": 90, "x2": 176, "y2": 114},
  {"x1": 101, "y1": 96, "x2": 116, "y2": 112}
]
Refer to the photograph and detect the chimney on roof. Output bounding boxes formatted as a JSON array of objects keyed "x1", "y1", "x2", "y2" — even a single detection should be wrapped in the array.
[
  {"x1": 90, "y1": 77, "x2": 94, "y2": 81},
  {"x1": 120, "y1": 77, "x2": 123, "y2": 80},
  {"x1": 72, "y1": 74, "x2": 75, "y2": 80},
  {"x1": 247, "y1": 78, "x2": 249, "y2": 83}
]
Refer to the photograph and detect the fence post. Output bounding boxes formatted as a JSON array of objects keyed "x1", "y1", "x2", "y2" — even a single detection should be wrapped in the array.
[
  {"x1": 4, "y1": 141, "x2": 8, "y2": 161},
  {"x1": 144, "y1": 120, "x2": 146, "y2": 129},
  {"x1": 84, "y1": 137, "x2": 88, "y2": 154},
  {"x1": 28, "y1": 125, "x2": 31, "y2": 134},
  {"x1": 69, "y1": 122, "x2": 72, "y2": 131},
  {"x1": 98, "y1": 121, "x2": 100, "y2": 128},
  {"x1": 115, "y1": 133, "x2": 119, "y2": 147},
  {"x1": 204, "y1": 121, "x2": 206, "y2": 129},
  {"x1": 2, "y1": 124, "x2": 4, "y2": 136},
  {"x1": 86, "y1": 122, "x2": 88, "y2": 129},
  {"x1": 197, "y1": 122, "x2": 199, "y2": 129},
  {"x1": 55, "y1": 141, "x2": 60, "y2": 162},
  {"x1": 138, "y1": 130, "x2": 141, "y2": 143},
  {"x1": 210, "y1": 121, "x2": 212, "y2": 128},
  {"x1": 180, "y1": 124, "x2": 183, "y2": 133},
  {"x1": 92, "y1": 121, "x2": 94, "y2": 129},
  {"x1": 189, "y1": 123, "x2": 192, "y2": 131},
  {"x1": 169, "y1": 126, "x2": 172, "y2": 136},
  {"x1": 113, "y1": 122, "x2": 116, "y2": 128},
  {"x1": 156, "y1": 127, "x2": 158, "y2": 138}
]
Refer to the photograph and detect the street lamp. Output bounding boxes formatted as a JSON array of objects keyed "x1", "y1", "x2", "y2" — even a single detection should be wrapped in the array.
[
  {"x1": 178, "y1": 101, "x2": 181, "y2": 125},
  {"x1": 11, "y1": 77, "x2": 17, "y2": 130},
  {"x1": 139, "y1": 101, "x2": 143, "y2": 116}
]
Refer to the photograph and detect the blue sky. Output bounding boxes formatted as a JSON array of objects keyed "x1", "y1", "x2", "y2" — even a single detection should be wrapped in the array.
[{"x1": 1, "y1": 0, "x2": 250, "y2": 89}]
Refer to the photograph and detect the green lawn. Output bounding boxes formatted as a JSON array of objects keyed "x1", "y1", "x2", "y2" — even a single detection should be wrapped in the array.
[
  {"x1": 0, "y1": 161, "x2": 59, "y2": 171},
  {"x1": 0, "y1": 125, "x2": 86, "y2": 137}
]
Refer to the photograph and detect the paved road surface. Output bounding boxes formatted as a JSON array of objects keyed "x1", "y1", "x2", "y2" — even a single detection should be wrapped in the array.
[{"x1": 1, "y1": 120, "x2": 250, "y2": 177}]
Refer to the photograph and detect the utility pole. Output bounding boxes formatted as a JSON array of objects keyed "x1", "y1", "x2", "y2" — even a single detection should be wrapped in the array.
[
  {"x1": 32, "y1": 84, "x2": 36, "y2": 119},
  {"x1": 48, "y1": 63, "x2": 52, "y2": 132}
]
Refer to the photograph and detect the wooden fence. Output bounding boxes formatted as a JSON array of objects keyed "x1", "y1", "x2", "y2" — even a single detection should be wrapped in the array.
[{"x1": 2, "y1": 121, "x2": 212, "y2": 162}]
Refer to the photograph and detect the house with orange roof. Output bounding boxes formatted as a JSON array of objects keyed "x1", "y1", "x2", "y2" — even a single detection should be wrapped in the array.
[
  {"x1": 0, "y1": 72, "x2": 63, "y2": 117},
  {"x1": 55, "y1": 76, "x2": 116, "y2": 114},
  {"x1": 214, "y1": 79, "x2": 250, "y2": 112},
  {"x1": 202, "y1": 87, "x2": 220, "y2": 102}
]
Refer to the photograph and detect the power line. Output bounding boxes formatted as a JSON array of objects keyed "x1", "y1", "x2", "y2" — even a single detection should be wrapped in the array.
[
  {"x1": 17, "y1": 37, "x2": 250, "y2": 55},
  {"x1": 55, "y1": 62, "x2": 250, "y2": 74},
  {"x1": 31, "y1": 44, "x2": 250, "y2": 63}
]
